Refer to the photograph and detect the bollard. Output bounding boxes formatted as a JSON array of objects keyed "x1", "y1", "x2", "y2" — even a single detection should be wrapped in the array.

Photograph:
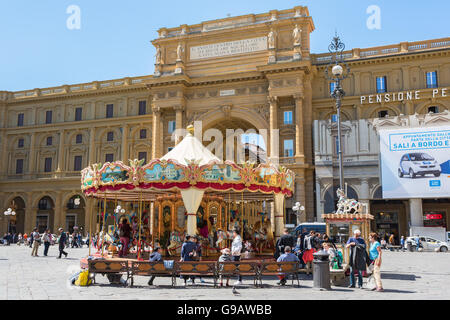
[{"x1": 313, "y1": 251, "x2": 331, "y2": 290}]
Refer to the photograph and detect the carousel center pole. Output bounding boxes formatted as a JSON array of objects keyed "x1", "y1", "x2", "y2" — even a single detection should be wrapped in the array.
[
  {"x1": 138, "y1": 193, "x2": 143, "y2": 260},
  {"x1": 101, "y1": 193, "x2": 107, "y2": 257},
  {"x1": 88, "y1": 198, "x2": 93, "y2": 256}
]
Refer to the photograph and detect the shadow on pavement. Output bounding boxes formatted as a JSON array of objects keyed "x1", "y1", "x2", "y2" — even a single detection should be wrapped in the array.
[
  {"x1": 381, "y1": 273, "x2": 419, "y2": 281},
  {"x1": 381, "y1": 288, "x2": 416, "y2": 294}
]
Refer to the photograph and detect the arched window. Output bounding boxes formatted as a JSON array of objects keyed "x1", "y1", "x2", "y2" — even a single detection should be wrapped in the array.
[{"x1": 324, "y1": 185, "x2": 359, "y2": 213}]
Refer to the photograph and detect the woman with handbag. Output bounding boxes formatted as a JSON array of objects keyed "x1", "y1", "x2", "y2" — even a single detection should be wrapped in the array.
[{"x1": 369, "y1": 232, "x2": 384, "y2": 292}]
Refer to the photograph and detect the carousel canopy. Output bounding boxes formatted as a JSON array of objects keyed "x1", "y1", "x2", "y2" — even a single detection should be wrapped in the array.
[
  {"x1": 81, "y1": 127, "x2": 295, "y2": 202},
  {"x1": 161, "y1": 130, "x2": 220, "y2": 166}
]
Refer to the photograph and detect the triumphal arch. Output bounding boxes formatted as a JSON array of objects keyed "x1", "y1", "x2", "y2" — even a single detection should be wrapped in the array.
[{"x1": 146, "y1": 6, "x2": 316, "y2": 223}]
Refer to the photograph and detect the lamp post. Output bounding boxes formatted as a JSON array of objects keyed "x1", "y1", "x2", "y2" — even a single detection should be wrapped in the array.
[
  {"x1": 3, "y1": 208, "x2": 16, "y2": 234},
  {"x1": 292, "y1": 202, "x2": 305, "y2": 219},
  {"x1": 325, "y1": 34, "x2": 350, "y2": 192}
]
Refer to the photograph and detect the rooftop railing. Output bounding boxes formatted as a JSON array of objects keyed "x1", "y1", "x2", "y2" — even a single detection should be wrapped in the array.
[{"x1": 312, "y1": 37, "x2": 450, "y2": 65}]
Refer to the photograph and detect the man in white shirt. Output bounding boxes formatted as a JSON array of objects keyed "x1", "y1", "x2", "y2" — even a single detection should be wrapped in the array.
[
  {"x1": 231, "y1": 229, "x2": 243, "y2": 285},
  {"x1": 31, "y1": 228, "x2": 41, "y2": 257}
]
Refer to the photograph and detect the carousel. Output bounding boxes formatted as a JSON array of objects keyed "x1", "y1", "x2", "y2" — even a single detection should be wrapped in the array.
[{"x1": 81, "y1": 125, "x2": 295, "y2": 260}]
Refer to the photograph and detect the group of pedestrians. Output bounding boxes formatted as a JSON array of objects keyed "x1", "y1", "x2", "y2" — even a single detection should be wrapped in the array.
[
  {"x1": 26, "y1": 228, "x2": 70, "y2": 259},
  {"x1": 346, "y1": 229, "x2": 384, "y2": 292}
]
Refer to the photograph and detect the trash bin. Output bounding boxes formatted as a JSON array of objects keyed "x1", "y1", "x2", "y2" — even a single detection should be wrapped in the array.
[{"x1": 313, "y1": 251, "x2": 331, "y2": 290}]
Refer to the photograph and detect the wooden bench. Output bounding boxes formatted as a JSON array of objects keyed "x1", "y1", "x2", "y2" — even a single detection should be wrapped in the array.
[
  {"x1": 217, "y1": 261, "x2": 260, "y2": 287},
  {"x1": 259, "y1": 261, "x2": 300, "y2": 287},
  {"x1": 88, "y1": 259, "x2": 130, "y2": 286},
  {"x1": 387, "y1": 245, "x2": 402, "y2": 252},
  {"x1": 129, "y1": 261, "x2": 176, "y2": 287},
  {"x1": 175, "y1": 261, "x2": 218, "y2": 287}
]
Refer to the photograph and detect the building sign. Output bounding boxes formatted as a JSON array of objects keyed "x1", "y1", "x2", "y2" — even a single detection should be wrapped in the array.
[
  {"x1": 379, "y1": 126, "x2": 450, "y2": 199},
  {"x1": 424, "y1": 211, "x2": 446, "y2": 227},
  {"x1": 190, "y1": 37, "x2": 267, "y2": 60},
  {"x1": 360, "y1": 88, "x2": 447, "y2": 104},
  {"x1": 220, "y1": 89, "x2": 235, "y2": 96}
]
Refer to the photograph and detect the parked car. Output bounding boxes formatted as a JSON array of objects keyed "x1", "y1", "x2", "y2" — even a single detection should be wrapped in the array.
[
  {"x1": 406, "y1": 236, "x2": 448, "y2": 252},
  {"x1": 398, "y1": 153, "x2": 441, "y2": 178}
]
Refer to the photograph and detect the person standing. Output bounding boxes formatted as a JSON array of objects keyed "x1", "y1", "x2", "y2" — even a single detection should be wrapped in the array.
[
  {"x1": 231, "y1": 229, "x2": 243, "y2": 285},
  {"x1": 400, "y1": 236, "x2": 405, "y2": 251},
  {"x1": 275, "y1": 228, "x2": 296, "y2": 259},
  {"x1": 369, "y1": 233, "x2": 383, "y2": 292},
  {"x1": 31, "y1": 228, "x2": 41, "y2": 256},
  {"x1": 414, "y1": 235, "x2": 420, "y2": 251},
  {"x1": 57, "y1": 228, "x2": 68, "y2": 259},
  {"x1": 118, "y1": 218, "x2": 132, "y2": 258},
  {"x1": 193, "y1": 236, "x2": 205, "y2": 283},
  {"x1": 180, "y1": 235, "x2": 197, "y2": 285},
  {"x1": 276, "y1": 246, "x2": 299, "y2": 286},
  {"x1": 42, "y1": 229, "x2": 51, "y2": 256},
  {"x1": 345, "y1": 229, "x2": 367, "y2": 288}
]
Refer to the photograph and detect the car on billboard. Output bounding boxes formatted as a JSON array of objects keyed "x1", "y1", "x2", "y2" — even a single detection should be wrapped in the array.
[{"x1": 397, "y1": 152, "x2": 441, "y2": 178}]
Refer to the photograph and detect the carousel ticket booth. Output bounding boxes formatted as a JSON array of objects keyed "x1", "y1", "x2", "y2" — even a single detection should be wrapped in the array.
[
  {"x1": 81, "y1": 126, "x2": 295, "y2": 260},
  {"x1": 322, "y1": 213, "x2": 374, "y2": 264}
]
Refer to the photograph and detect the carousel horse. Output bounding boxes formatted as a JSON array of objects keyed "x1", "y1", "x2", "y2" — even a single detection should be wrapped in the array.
[
  {"x1": 215, "y1": 229, "x2": 231, "y2": 248},
  {"x1": 252, "y1": 219, "x2": 274, "y2": 253},
  {"x1": 336, "y1": 188, "x2": 363, "y2": 214},
  {"x1": 167, "y1": 230, "x2": 184, "y2": 256}
]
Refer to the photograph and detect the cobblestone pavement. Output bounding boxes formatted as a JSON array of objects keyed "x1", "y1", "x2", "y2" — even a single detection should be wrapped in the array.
[{"x1": 1, "y1": 244, "x2": 449, "y2": 300}]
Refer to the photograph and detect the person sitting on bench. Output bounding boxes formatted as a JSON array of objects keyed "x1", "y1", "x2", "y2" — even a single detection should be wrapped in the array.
[
  {"x1": 276, "y1": 246, "x2": 299, "y2": 286},
  {"x1": 148, "y1": 246, "x2": 163, "y2": 286}
]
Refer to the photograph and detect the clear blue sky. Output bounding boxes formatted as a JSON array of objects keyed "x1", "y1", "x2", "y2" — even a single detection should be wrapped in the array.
[{"x1": 1, "y1": 0, "x2": 448, "y2": 91}]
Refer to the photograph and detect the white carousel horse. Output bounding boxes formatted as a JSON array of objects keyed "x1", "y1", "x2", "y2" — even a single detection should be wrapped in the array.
[
  {"x1": 167, "y1": 230, "x2": 184, "y2": 256},
  {"x1": 336, "y1": 188, "x2": 363, "y2": 214}
]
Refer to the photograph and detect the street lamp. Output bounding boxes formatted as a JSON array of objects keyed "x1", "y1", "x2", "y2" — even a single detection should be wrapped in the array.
[
  {"x1": 3, "y1": 208, "x2": 16, "y2": 234},
  {"x1": 292, "y1": 202, "x2": 305, "y2": 217},
  {"x1": 325, "y1": 34, "x2": 350, "y2": 192}
]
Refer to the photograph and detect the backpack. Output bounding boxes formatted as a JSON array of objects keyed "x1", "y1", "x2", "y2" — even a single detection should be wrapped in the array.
[
  {"x1": 75, "y1": 270, "x2": 92, "y2": 286},
  {"x1": 332, "y1": 250, "x2": 343, "y2": 269}
]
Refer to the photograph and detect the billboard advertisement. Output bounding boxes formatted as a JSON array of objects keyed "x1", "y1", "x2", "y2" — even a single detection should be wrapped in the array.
[{"x1": 379, "y1": 126, "x2": 450, "y2": 199}]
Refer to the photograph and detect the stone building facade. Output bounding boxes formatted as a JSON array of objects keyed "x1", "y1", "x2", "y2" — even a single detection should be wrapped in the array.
[{"x1": 0, "y1": 6, "x2": 449, "y2": 236}]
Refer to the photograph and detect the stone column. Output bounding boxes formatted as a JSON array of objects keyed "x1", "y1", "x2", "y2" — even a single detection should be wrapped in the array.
[
  {"x1": 409, "y1": 198, "x2": 423, "y2": 227},
  {"x1": 268, "y1": 96, "x2": 279, "y2": 161},
  {"x1": 295, "y1": 175, "x2": 306, "y2": 224},
  {"x1": 28, "y1": 133, "x2": 36, "y2": 175},
  {"x1": 315, "y1": 179, "x2": 324, "y2": 222},
  {"x1": 89, "y1": 127, "x2": 95, "y2": 165},
  {"x1": 57, "y1": 130, "x2": 65, "y2": 172},
  {"x1": 0, "y1": 131, "x2": 8, "y2": 177},
  {"x1": 360, "y1": 178, "x2": 371, "y2": 214},
  {"x1": 54, "y1": 192, "x2": 63, "y2": 230},
  {"x1": 274, "y1": 194, "x2": 285, "y2": 241},
  {"x1": 294, "y1": 95, "x2": 304, "y2": 162},
  {"x1": 174, "y1": 105, "x2": 184, "y2": 144},
  {"x1": 121, "y1": 124, "x2": 129, "y2": 161},
  {"x1": 152, "y1": 107, "x2": 161, "y2": 158}
]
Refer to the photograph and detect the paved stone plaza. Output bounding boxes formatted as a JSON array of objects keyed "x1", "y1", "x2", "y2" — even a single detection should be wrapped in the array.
[{"x1": 0, "y1": 245, "x2": 449, "y2": 300}]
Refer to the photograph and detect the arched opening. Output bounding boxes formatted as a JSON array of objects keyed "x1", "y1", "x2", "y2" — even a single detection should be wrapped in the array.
[
  {"x1": 65, "y1": 195, "x2": 85, "y2": 234},
  {"x1": 6, "y1": 197, "x2": 26, "y2": 234},
  {"x1": 36, "y1": 196, "x2": 55, "y2": 233},
  {"x1": 323, "y1": 185, "x2": 359, "y2": 214},
  {"x1": 202, "y1": 117, "x2": 267, "y2": 164}
]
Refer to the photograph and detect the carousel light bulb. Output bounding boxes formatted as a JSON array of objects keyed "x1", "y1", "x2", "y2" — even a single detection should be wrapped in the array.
[
  {"x1": 300, "y1": 206, "x2": 305, "y2": 211},
  {"x1": 295, "y1": 202, "x2": 300, "y2": 207},
  {"x1": 121, "y1": 209, "x2": 125, "y2": 214},
  {"x1": 117, "y1": 205, "x2": 121, "y2": 210},
  {"x1": 293, "y1": 206, "x2": 298, "y2": 211},
  {"x1": 7, "y1": 208, "x2": 12, "y2": 212},
  {"x1": 12, "y1": 211, "x2": 16, "y2": 216}
]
